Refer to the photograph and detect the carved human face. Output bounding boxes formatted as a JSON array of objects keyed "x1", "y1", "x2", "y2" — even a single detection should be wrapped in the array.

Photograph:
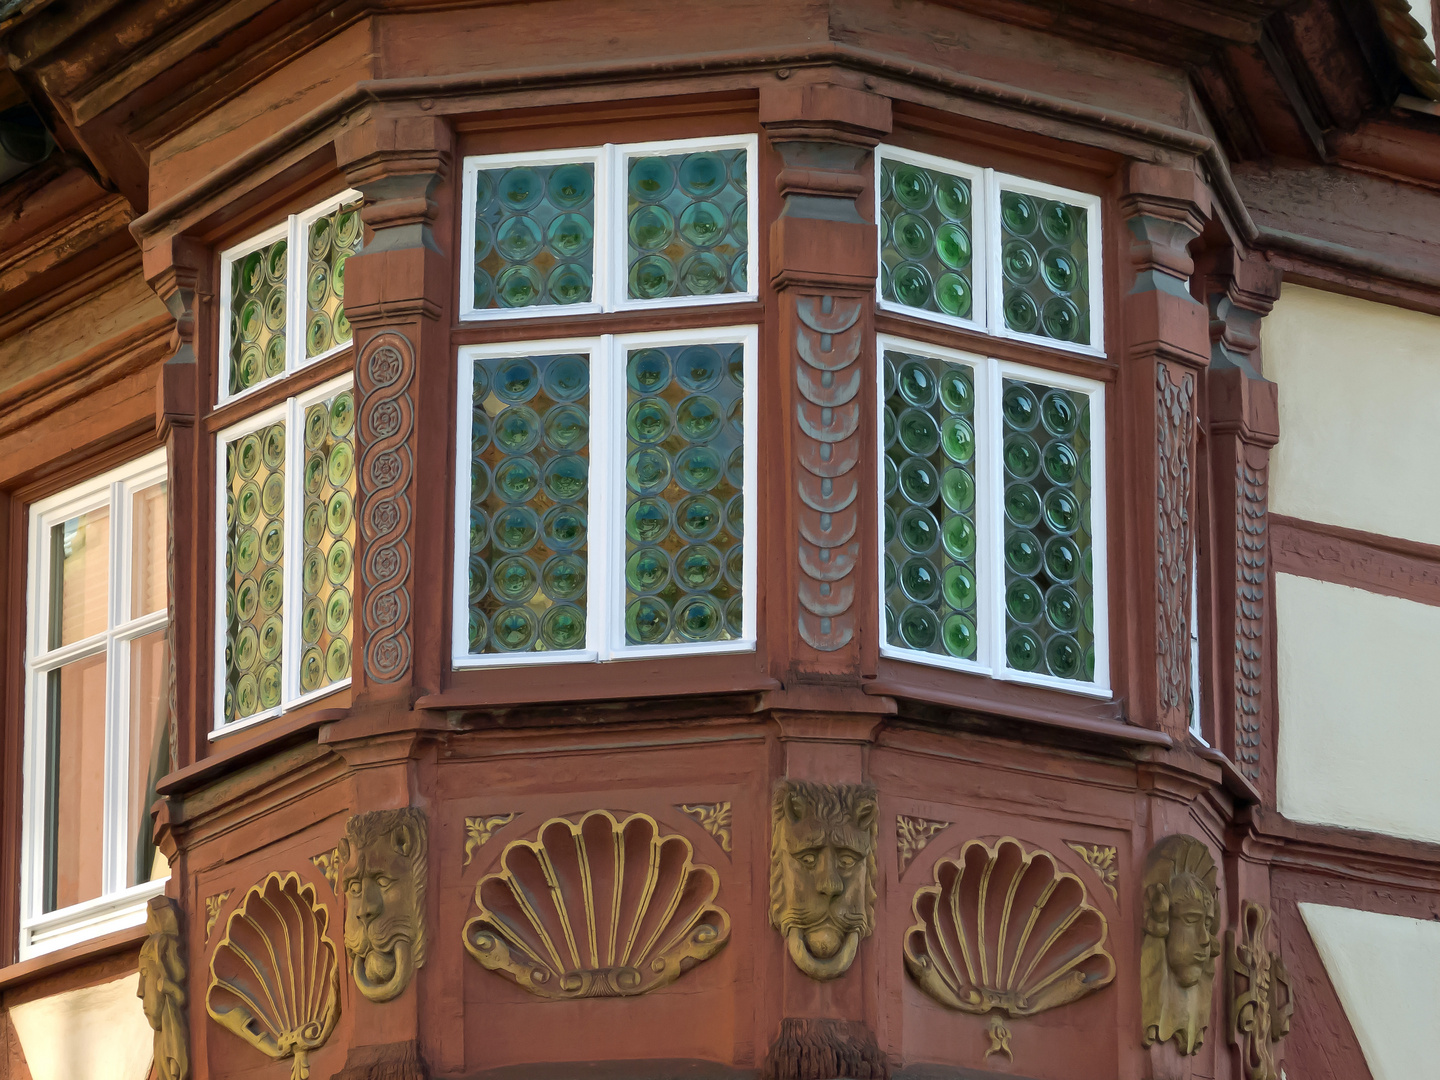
[
  {"x1": 137, "y1": 936, "x2": 166, "y2": 1028},
  {"x1": 339, "y1": 811, "x2": 426, "y2": 1003},
  {"x1": 771, "y1": 783, "x2": 877, "y2": 980},
  {"x1": 1164, "y1": 877, "x2": 1218, "y2": 989}
]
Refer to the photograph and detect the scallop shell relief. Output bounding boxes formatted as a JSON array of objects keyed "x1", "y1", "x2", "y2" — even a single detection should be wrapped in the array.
[
  {"x1": 463, "y1": 809, "x2": 731, "y2": 998},
  {"x1": 206, "y1": 871, "x2": 340, "y2": 1080},
  {"x1": 904, "y1": 836, "x2": 1115, "y2": 1018}
]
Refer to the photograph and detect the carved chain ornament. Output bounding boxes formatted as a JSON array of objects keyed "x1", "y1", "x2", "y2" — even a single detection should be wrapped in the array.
[{"x1": 1234, "y1": 447, "x2": 1269, "y2": 781}]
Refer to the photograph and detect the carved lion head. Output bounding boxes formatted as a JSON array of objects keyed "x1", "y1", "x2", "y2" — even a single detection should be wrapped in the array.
[{"x1": 338, "y1": 807, "x2": 428, "y2": 1003}]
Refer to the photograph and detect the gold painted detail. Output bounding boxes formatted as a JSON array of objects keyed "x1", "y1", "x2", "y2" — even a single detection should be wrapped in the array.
[
  {"x1": 1066, "y1": 841, "x2": 1120, "y2": 904},
  {"x1": 463, "y1": 813, "x2": 518, "y2": 866},
  {"x1": 770, "y1": 781, "x2": 878, "y2": 981},
  {"x1": 139, "y1": 896, "x2": 189, "y2": 1080},
  {"x1": 897, "y1": 815, "x2": 950, "y2": 875},
  {"x1": 204, "y1": 890, "x2": 231, "y2": 941},
  {"x1": 1142, "y1": 834, "x2": 1222, "y2": 1056},
  {"x1": 206, "y1": 871, "x2": 340, "y2": 1080},
  {"x1": 462, "y1": 809, "x2": 730, "y2": 998},
  {"x1": 311, "y1": 847, "x2": 342, "y2": 892},
  {"x1": 338, "y1": 808, "x2": 428, "y2": 1004},
  {"x1": 678, "y1": 802, "x2": 733, "y2": 853},
  {"x1": 1228, "y1": 900, "x2": 1293, "y2": 1080},
  {"x1": 904, "y1": 836, "x2": 1116, "y2": 1025},
  {"x1": 985, "y1": 1015, "x2": 1013, "y2": 1062}
]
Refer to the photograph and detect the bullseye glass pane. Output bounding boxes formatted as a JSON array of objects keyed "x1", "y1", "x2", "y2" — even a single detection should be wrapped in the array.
[
  {"x1": 472, "y1": 162, "x2": 595, "y2": 311},
  {"x1": 627, "y1": 149, "x2": 748, "y2": 300},
  {"x1": 1001, "y1": 378, "x2": 1094, "y2": 682},
  {"x1": 999, "y1": 188, "x2": 1091, "y2": 346},
  {"x1": 222, "y1": 420, "x2": 286, "y2": 723},
  {"x1": 228, "y1": 234, "x2": 289, "y2": 395},
  {"x1": 468, "y1": 352, "x2": 590, "y2": 655},
  {"x1": 882, "y1": 349, "x2": 979, "y2": 662},
  {"x1": 305, "y1": 200, "x2": 363, "y2": 358},
  {"x1": 879, "y1": 158, "x2": 974, "y2": 321},
  {"x1": 624, "y1": 341, "x2": 744, "y2": 646},
  {"x1": 300, "y1": 392, "x2": 357, "y2": 692}
]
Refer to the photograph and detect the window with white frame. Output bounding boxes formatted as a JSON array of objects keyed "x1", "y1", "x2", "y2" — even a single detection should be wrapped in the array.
[
  {"x1": 218, "y1": 190, "x2": 363, "y2": 402},
  {"x1": 876, "y1": 145, "x2": 1103, "y2": 357},
  {"x1": 215, "y1": 374, "x2": 356, "y2": 732},
  {"x1": 878, "y1": 342, "x2": 1108, "y2": 695},
  {"x1": 453, "y1": 328, "x2": 756, "y2": 665},
  {"x1": 21, "y1": 450, "x2": 170, "y2": 957}
]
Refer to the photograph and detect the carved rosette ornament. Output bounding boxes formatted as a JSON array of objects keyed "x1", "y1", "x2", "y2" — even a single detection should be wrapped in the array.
[
  {"x1": 1228, "y1": 901, "x2": 1293, "y2": 1080},
  {"x1": 1155, "y1": 364, "x2": 1196, "y2": 715},
  {"x1": 770, "y1": 781, "x2": 878, "y2": 980},
  {"x1": 357, "y1": 331, "x2": 416, "y2": 684},
  {"x1": 338, "y1": 808, "x2": 428, "y2": 1003},
  {"x1": 462, "y1": 810, "x2": 730, "y2": 998},
  {"x1": 904, "y1": 837, "x2": 1116, "y2": 1055},
  {"x1": 794, "y1": 294, "x2": 864, "y2": 652},
  {"x1": 139, "y1": 896, "x2": 189, "y2": 1080},
  {"x1": 206, "y1": 872, "x2": 340, "y2": 1080},
  {"x1": 1142, "y1": 835, "x2": 1222, "y2": 1055}
]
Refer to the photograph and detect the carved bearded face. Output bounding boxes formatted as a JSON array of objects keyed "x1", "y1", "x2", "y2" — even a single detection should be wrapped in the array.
[
  {"x1": 338, "y1": 808, "x2": 427, "y2": 1003},
  {"x1": 770, "y1": 781, "x2": 877, "y2": 980}
]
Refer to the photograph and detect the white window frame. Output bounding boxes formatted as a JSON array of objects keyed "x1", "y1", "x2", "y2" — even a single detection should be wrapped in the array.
[
  {"x1": 19, "y1": 449, "x2": 169, "y2": 959},
  {"x1": 212, "y1": 373, "x2": 354, "y2": 738},
  {"x1": 874, "y1": 144, "x2": 989, "y2": 337},
  {"x1": 217, "y1": 189, "x2": 363, "y2": 407},
  {"x1": 457, "y1": 136, "x2": 759, "y2": 322},
  {"x1": 877, "y1": 335, "x2": 1109, "y2": 698},
  {"x1": 452, "y1": 324, "x2": 758, "y2": 668},
  {"x1": 874, "y1": 145, "x2": 1105, "y2": 359}
]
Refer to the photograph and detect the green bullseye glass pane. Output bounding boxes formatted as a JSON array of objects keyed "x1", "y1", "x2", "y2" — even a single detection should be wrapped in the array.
[
  {"x1": 224, "y1": 420, "x2": 285, "y2": 723},
  {"x1": 627, "y1": 149, "x2": 748, "y2": 300},
  {"x1": 469, "y1": 352, "x2": 590, "y2": 655},
  {"x1": 625, "y1": 342, "x2": 745, "y2": 645},
  {"x1": 1002, "y1": 376, "x2": 1095, "y2": 682},
  {"x1": 306, "y1": 199, "x2": 364, "y2": 359},
  {"x1": 999, "y1": 188, "x2": 1091, "y2": 346},
  {"x1": 879, "y1": 158, "x2": 974, "y2": 321},
  {"x1": 228, "y1": 235, "x2": 289, "y2": 396},
  {"x1": 473, "y1": 161, "x2": 595, "y2": 311},
  {"x1": 299, "y1": 391, "x2": 357, "y2": 692},
  {"x1": 883, "y1": 348, "x2": 978, "y2": 662}
]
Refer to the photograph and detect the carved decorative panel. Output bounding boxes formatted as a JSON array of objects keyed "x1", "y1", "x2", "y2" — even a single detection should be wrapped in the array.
[
  {"x1": 1155, "y1": 363, "x2": 1195, "y2": 716},
  {"x1": 1228, "y1": 900, "x2": 1293, "y2": 1080},
  {"x1": 1234, "y1": 446, "x2": 1268, "y2": 781},
  {"x1": 357, "y1": 331, "x2": 416, "y2": 684},
  {"x1": 795, "y1": 294, "x2": 864, "y2": 651},
  {"x1": 462, "y1": 810, "x2": 730, "y2": 998}
]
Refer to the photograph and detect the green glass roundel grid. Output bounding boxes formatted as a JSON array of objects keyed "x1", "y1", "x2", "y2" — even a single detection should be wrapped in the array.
[
  {"x1": 883, "y1": 350, "x2": 980, "y2": 661},
  {"x1": 879, "y1": 159, "x2": 975, "y2": 321},
  {"x1": 999, "y1": 188, "x2": 1091, "y2": 346},
  {"x1": 1000, "y1": 378, "x2": 1095, "y2": 682},
  {"x1": 306, "y1": 200, "x2": 363, "y2": 357},
  {"x1": 468, "y1": 353, "x2": 590, "y2": 655},
  {"x1": 627, "y1": 150, "x2": 748, "y2": 300},
  {"x1": 624, "y1": 342, "x2": 744, "y2": 646},
  {"x1": 224, "y1": 420, "x2": 286, "y2": 723},
  {"x1": 300, "y1": 391, "x2": 357, "y2": 693},
  {"x1": 228, "y1": 234, "x2": 289, "y2": 395},
  {"x1": 473, "y1": 162, "x2": 596, "y2": 311}
]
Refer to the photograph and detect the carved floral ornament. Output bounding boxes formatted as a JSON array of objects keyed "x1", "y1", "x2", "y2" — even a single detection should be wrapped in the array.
[
  {"x1": 462, "y1": 809, "x2": 731, "y2": 998},
  {"x1": 1228, "y1": 900, "x2": 1293, "y2": 1080},
  {"x1": 1142, "y1": 834, "x2": 1222, "y2": 1056}
]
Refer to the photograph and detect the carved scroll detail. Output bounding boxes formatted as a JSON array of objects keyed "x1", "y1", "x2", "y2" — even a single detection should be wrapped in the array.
[
  {"x1": 678, "y1": 802, "x2": 733, "y2": 854},
  {"x1": 357, "y1": 332, "x2": 416, "y2": 683},
  {"x1": 139, "y1": 897, "x2": 189, "y2": 1080},
  {"x1": 204, "y1": 890, "x2": 231, "y2": 940},
  {"x1": 1227, "y1": 900, "x2": 1293, "y2": 1080},
  {"x1": 1234, "y1": 447, "x2": 1268, "y2": 781},
  {"x1": 896, "y1": 815, "x2": 950, "y2": 875},
  {"x1": 794, "y1": 294, "x2": 865, "y2": 651},
  {"x1": 463, "y1": 813, "x2": 518, "y2": 866},
  {"x1": 1156, "y1": 364, "x2": 1196, "y2": 716},
  {"x1": 1066, "y1": 842, "x2": 1120, "y2": 903}
]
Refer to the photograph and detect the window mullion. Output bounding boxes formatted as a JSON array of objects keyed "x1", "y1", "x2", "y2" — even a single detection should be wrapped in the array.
[
  {"x1": 282, "y1": 393, "x2": 303, "y2": 707},
  {"x1": 286, "y1": 212, "x2": 304, "y2": 378},
  {"x1": 102, "y1": 481, "x2": 125, "y2": 896},
  {"x1": 984, "y1": 355, "x2": 1004, "y2": 676},
  {"x1": 590, "y1": 333, "x2": 616, "y2": 660}
]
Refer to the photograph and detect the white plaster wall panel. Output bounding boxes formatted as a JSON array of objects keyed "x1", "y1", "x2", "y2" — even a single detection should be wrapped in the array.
[
  {"x1": 7, "y1": 973, "x2": 151, "y2": 1080},
  {"x1": 1263, "y1": 283, "x2": 1440, "y2": 547},
  {"x1": 1275, "y1": 573, "x2": 1440, "y2": 844},
  {"x1": 1300, "y1": 903, "x2": 1440, "y2": 1080}
]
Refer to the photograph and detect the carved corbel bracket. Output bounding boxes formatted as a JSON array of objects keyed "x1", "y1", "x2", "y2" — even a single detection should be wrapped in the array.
[
  {"x1": 139, "y1": 896, "x2": 189, "y2": 1080},
  {"x1": 335, "y1": 113, "x2": 452, "y2": 251}
]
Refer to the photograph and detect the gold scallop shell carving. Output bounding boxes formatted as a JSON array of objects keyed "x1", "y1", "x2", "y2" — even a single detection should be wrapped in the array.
[
  {"x1": 206, "y1": 871, "x2": 340, "y2": 1080},
  {"x1": 462, "y1": 809, "x2": 731, "y2": 998},
  {"x1": 904, "y1": 836, "x2": 1116, "y2": 1018}
]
